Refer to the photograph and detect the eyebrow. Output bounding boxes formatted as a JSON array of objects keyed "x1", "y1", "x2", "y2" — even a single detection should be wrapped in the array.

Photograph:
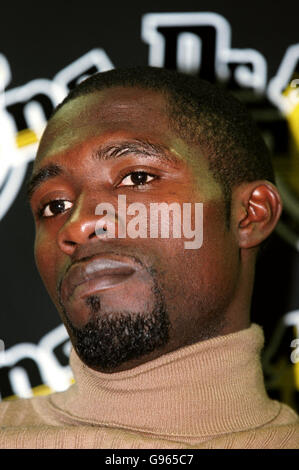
[
  {"x1": 27, "y1": 164, "x2": 63, "y2": 201},
  {"x1": 27, "y1": 139, "x2": 181, "y2": 201},
  {"x1": 92, "y1": 139, "x2": 180, "y2": 165}
]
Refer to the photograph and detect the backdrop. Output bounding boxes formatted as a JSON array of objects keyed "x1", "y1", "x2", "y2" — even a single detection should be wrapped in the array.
[{"x1": 0, "y1": 1, "x2": 299, "y2": 412}]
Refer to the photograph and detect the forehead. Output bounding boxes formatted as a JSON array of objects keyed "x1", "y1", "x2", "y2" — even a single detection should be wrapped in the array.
[
  {"x1": 31, "y1": 86, "x2": 223, "y2": 204},
  {"x1": 36, "y1": 87, "x2": 175, "y2": 164},
  {"x1": 33, "y1": 86, "x2": 220, "y2": 198}
]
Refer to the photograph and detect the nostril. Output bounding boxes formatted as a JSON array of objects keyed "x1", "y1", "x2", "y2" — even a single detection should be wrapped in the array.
[
  {"x1": 58, "y1": 218, "x2": 102, "y2": 251},
  {"x1": 88, "y1": 229, "x2": 100, "y2": 240},
  {"x1": 58, "y1": 238, "x2": 77, "y2": 256}
]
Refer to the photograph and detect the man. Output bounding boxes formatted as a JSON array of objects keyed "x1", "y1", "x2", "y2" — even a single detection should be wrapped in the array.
[{"x1": 0, "y1": 67, "x2": 298, "y2": 449}]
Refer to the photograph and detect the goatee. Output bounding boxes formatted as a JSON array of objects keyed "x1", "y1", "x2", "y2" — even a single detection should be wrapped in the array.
[{"x1": 62, "y1": 285, "x2": 170, "y2": 370}]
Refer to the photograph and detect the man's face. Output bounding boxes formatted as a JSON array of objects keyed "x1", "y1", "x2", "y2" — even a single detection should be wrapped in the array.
[{"x1": 29, "y1": 86, "x2": 240, "y2": 372}]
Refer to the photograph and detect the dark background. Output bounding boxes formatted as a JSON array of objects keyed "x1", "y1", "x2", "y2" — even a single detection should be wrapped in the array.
[{"x1": 0, "y1": 0, "x2": 299, "y2": 409}]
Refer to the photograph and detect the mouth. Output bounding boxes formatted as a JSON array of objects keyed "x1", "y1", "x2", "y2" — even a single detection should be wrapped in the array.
[{"x1": 60, "y1": 254, "x2": 141, "y2": 303}]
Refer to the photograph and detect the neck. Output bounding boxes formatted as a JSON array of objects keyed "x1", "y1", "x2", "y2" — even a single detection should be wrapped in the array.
[
  {"x1": 221, "y1": 252, "x2": 255, "y2": 335},
  {"x1": 50, "y1": 323, "x2": 280, "y2": 444}
]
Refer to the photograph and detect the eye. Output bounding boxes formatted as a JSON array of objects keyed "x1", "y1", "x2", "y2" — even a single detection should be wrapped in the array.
[
  {"x1": 39, "y1": 200, "x2": 73, "y2": 218},
  {"x1": 119, "y1": 171, "x2": 156, "y2": 187}
]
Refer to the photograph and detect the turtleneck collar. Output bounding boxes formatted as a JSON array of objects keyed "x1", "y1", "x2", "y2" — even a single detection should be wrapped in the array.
[{"x1": 49, "y1": 323, "x2": 280, "y2": 443}]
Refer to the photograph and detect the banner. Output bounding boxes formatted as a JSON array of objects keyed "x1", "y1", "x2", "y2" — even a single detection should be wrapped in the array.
[{"x1": 0, "y1": 4, "x2": 298, "y2": 411}]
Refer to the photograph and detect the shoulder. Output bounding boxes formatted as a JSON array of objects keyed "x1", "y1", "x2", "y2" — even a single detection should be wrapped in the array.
[
  {"x1": 0, "y1": 395, "x2": 52, "y2": 427},
  {"x1": 276, "y1": 402, "x2": 299, "y2": 424},
  {"x1": 200, "y1": 403, "x2": 299, "y2": 449},
  {"x1": 241, "y1": 402, "x2": 299, "y2": 449},
  {"x1": 240, "y1": 419, "x2": 299, "y2": 449}
]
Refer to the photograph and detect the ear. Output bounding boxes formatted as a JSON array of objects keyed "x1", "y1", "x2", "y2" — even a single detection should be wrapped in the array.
[{"x1": 232, "y1": 181, "x2": 283, "y2": 249}]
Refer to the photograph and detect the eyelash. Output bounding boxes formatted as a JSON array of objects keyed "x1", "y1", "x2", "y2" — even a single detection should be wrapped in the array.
[
  {"x1": 37, "y1": 200, "x2": 72, "y2": 219},
  {"x1": 117, "y1": 170, "x2": 157, "y2": 188},
  {"x1": 37, "y1": 171, "x2": 158, "y2": 219}
]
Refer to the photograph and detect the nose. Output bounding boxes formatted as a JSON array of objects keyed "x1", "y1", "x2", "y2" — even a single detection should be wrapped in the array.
[{"x1": 57, "y1": 194, "x2": 111, "y2": 256}]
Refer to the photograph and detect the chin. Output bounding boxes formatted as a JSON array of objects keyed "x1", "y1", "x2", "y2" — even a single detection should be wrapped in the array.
[{"x1": 63, "y1": 291, "x2": 170, "y2": 370}]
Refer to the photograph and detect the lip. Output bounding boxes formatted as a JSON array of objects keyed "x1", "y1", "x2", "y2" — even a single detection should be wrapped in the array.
[{"x1": 60, "y1": 254, "x2": 140, "y2": 302}]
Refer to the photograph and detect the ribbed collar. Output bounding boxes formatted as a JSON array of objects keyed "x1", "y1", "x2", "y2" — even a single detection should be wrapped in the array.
[{"x1": 49, "y1": 323, "x2": 280, "y2": 442}]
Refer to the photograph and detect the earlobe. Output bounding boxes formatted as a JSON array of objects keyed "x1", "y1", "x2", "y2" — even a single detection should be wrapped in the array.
[{"x1": 236, "y1": 182, "x2": 283, "y2": 249}]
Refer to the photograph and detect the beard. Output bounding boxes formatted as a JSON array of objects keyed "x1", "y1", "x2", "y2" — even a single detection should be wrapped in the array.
[{"x1": 59, "y1": 271, "x2": 170, "y2": 371}]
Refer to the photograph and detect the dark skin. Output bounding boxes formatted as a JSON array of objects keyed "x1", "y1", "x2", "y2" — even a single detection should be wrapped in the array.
[{"x1": 29, "y1": 86, "x2": 282, "y2": 372}]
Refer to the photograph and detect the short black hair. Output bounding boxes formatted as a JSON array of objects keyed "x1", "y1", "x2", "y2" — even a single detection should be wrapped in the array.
[{"x1": 52, "y1": 66, "x2": 275, "y2": 224}]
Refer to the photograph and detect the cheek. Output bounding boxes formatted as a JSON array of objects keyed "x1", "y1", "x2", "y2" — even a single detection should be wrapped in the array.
[
  {"x1": 154, "y1": 201, "x2": 238, "y2": 296},
  {"x1": 188, "y1": 208, "x2": 239, "y2": 303},
  {"x1": 34, "y1": 229, "x2": 61, "y2": 299}
]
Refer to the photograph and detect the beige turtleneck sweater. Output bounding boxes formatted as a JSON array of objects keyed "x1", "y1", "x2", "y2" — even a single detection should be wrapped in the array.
[{"x1": 0, "y1": 323, "x2": 298, "y2": 448}]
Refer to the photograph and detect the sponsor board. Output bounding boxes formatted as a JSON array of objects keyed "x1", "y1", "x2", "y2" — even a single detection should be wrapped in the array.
[{"x1": 1, "y1": 12, "x2": 299, "y2": 403}]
